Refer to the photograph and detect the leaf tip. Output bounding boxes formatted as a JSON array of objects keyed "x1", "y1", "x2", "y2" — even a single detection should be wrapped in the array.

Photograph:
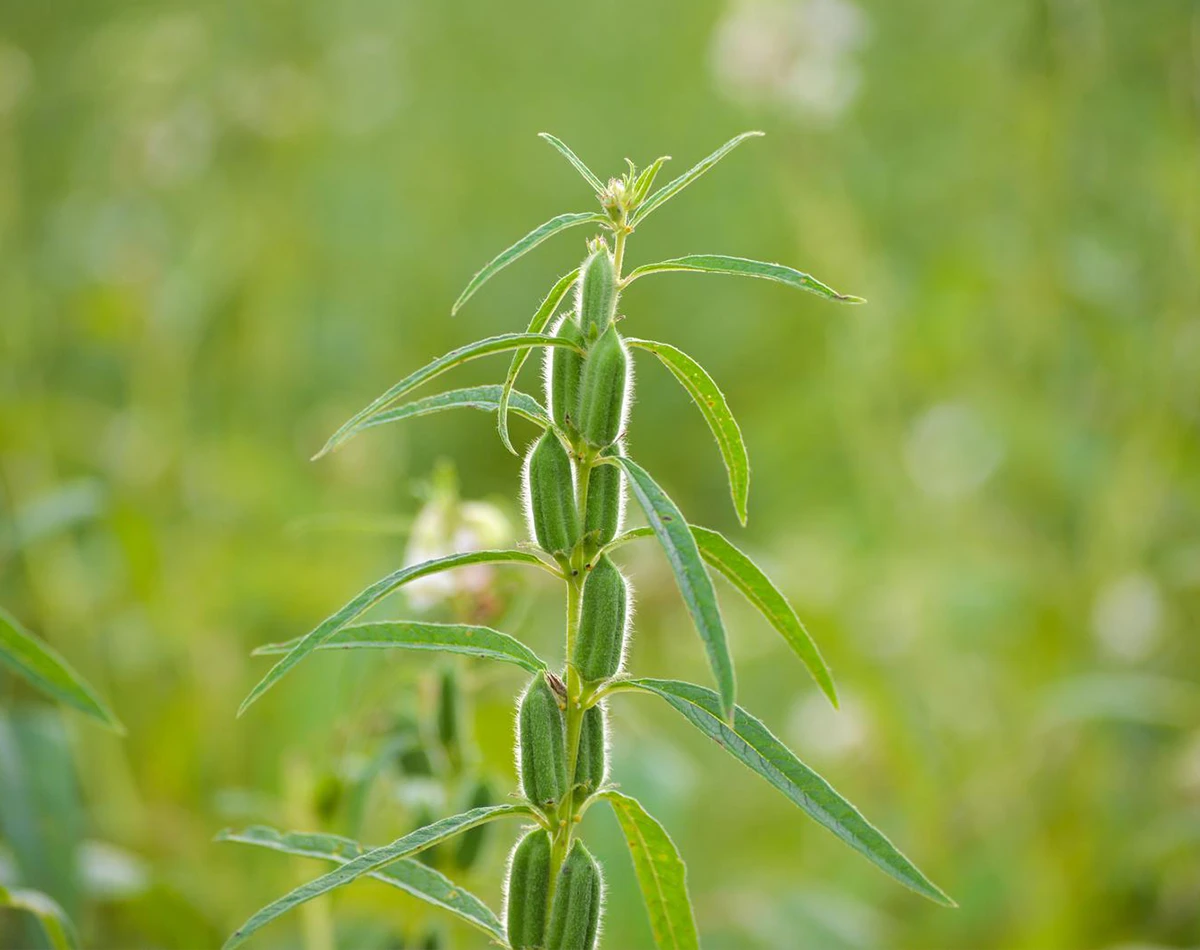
[{"x1": 839, "y1": 294, "x2": 867, "y2": 304}]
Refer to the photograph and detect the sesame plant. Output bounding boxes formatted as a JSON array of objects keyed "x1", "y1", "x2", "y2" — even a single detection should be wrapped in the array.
[{"x1": 223, "y1": 132, "x2": 952, "y2": 949}]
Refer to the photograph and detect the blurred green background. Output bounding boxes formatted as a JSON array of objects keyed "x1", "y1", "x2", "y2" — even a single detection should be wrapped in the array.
[{"x1": 2, "y1": 0, "x2": 1198, "y2": 947}]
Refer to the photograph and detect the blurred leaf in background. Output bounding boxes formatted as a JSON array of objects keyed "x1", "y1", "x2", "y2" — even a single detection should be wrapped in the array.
[{"x1": 1, "y1": 0, "x2": 1198, "y2": 947}]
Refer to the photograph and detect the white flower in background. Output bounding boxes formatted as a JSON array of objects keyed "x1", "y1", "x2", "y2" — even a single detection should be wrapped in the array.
[
  {"x1": 403, "y1": 467, "x2": 512, "y2": 610},
  {"x1": 905, "y1": 402, "x2": 1004, "y2": 500},
  {"x1": 1091, "y1": 572, "x2": 1163, "y2": 662},
  {"x1": 711, "y1": 0, "x2": 869, "y2": 120}
]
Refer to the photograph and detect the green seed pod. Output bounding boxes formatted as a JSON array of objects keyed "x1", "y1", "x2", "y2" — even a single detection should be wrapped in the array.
[
  {"x1": 525, "y1": 432, "x2": 579, "y2": 557},
  {"x1": 578, "y1": 243, "x2": 618, "y2": 343},
  {"x1": 505, "y1": 829, "x2": 553, "y2": 950},
  {"x1": 573, "y1": 703, "x2": 608, "y2": 802},
  {"x1": 547, "y1": 312, "x2": 585, "y2": 430},
  {"x1": 546, "y1": 840, "x2": 603, "y2": 950},
  {"x1": 583, "y1": 455, "x2": 624, "y2": 545},
  {"x1": 454, "y1": 777, "x2": 494, "y2": 872},
  {"x1": 518, "y1": 673, "x2": 568, "y2": 809},
  {"x1": 576, "y1": 325, "x2": 629, "y2": 450},
  {"x1": 435, "y1": 665, "x2": 463, "y2": 772},
  {"x1": 573, "y1": 556, "x2": 628, "y2": 685}
]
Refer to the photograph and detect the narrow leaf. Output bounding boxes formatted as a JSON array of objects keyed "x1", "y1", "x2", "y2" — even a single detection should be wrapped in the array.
[
  {"x1": 626, "y1": 338, "x2": 750, "y2": 524},
  {"x1": 610, "y1": 458, "x2": 736, "y2": 719},
  {"x1": 0, "y1": 885, "x2": 78, "y2": 950},
  {"x1": 630, "y1": 156, "x2": 671, "y2": 208},
  {"x1": 223, "y1": 804, "x2": 532, "y2": 949},
  {"x1": 631, "y1": 131, "x2": 763, "y2": 225},
  {"x1": 498, "y1": 268, "x2": 579, "y2": 454},
  {"x1": 625, "y1": 255, "x2": 864, "y2": 303},
  {"x1": 538, "y1": 133, "x2": 605, "y2": 193},
  {"x1": 452, "y1": 212, "x2": 602, "y2": 315},
  {"x1": 693, "y1": 527, "x2": 836, "y2": 706},
  {"x1": 0, "y1": 607, "x2": 123, "y2": 733},
  {"x1": 622, "y1": 679, "x2": 954, "y2": 906},
  {"x1": 238, "y1": 551, "x2": 556, "y2": 716},
  {"x1": 359, "y1": 385, "x2": 552, "y2": 434},
  {"x1": 314, "y1": 333, "x2": 582, "y2": 458},
  {"x1": 251, "y1": 620, "x2": 546, "y2": 674},
  {"x1": 599, "y1": 791, "x2": 699, "y2": 950},
  {"x1": 217, "y1": 825, "x2": 504, "y2": 943}
]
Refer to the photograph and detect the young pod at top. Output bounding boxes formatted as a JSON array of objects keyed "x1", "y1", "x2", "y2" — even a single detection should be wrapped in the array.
[
  {"x1": 578, "y1": 242, "x2": 618, "y2": 343},
  {"x1": 546, "y1": 840, "x2": 603, "y2": 950},
  {"x1": 524, "y1": 432, "x2": 579, "y2": 558},
  {"x1": 573, "y1": 556, "x2": 628, "y2": 685},
  {"x1": 576, "y1": 325, "x2": 630, "y2": 450},
  {"x1": 583, "y1": 454, "x2": 625, "y2": 546},
  {"x1": 505, "y1": 828, "x2": 552, "y2": 950},
  {"x1": 517, "y1": 672, "x2": 568, "y2": 809},
  {"x1": 572, "y1": 702, "x2": 608, "y2": 802},
  {"x1": 546, "y1": 311, "x2": 585, "y2": 431}
]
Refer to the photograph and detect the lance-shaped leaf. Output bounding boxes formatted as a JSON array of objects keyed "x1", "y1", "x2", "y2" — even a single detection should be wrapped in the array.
[
  {"x1": 251, "y1": 620, "x2": 546, "y2": 674},
  {"x1": 498, "y1": 268, "x2": 579, "y2": 454},
  {"x1": 599, "y1": 791, "x2": 699, "y2": 950},
  {"x1": 624, "y1": 255, "x2": 864, "y2": 304},
  {"x1": 315, "y1": 333, "x2": 584, "y2": 459},
  {"x1": 0, "y1": 885, "x2": 78, "y2": 950},
  {"x1": 630, "y1": 156, "x2": 671, "y2": 208},
  {"x1": 217, "y1": 826, "x2": 504, "y2": 944},
  {"x1": 619, "y1": 679, "x2": 954, "y2": 906},
  {"x1": 631, "y1": 131, "x2": 763, "y2": 225},
  {"x1": 0, "y1": 607, "x2": 123, "y2": 733},
  {"x1": 452, "y1": 212, "x2": 603, "y2": 315},
  {"x1": 626, "y1": 338, "x2": 750, "y2": 524},
  {"x1": 223, "y1": 804, "x2": 532, "y2": 949},
  {"x1": 538, "y1": 133, "x2": 605, "y2": 193},
  {"x1": 359, "y1": 385, "x2": 552, "y2": 435},
  {"x1": 610, "y1": 458, "x2": 736, "y2": 719},
  {"x1": 238, "y1": 551, "x2": 557, "y2": 716},
  {"x1": 601, "y1": 526, "x2": 836, "y2": 705}
]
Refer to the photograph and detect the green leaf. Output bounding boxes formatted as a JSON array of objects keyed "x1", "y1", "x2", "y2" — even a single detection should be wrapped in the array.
[
  {"x1": 452, "y1": 212, "x2": 603, "y2": 315},
  {"x1": 600, "y1": 525, "x2": 836, "y2": 705},
  {"x1": 358, "y1": 385, "x2": 552, "y2": 435},
  {"x1": 498, "y1": 268, "x2": 579, "y2": 454},
  {"x1": 624, "y1": 255, "x2": 864, "y2": 303},
  {"x1": 0, "y1": 607, "x2": 123, "y2": 733},
  {"x1": 691, "y1": 526, "x2": 836, "y2": 707},
  {"x1": 222, "y1": 804, "x2": 532, "y2": 949},
  {"x1": 217, "y1": 825, "x2": 505, "y2": 944},
  {"x1": 630, "y1": 155, "x2": 671, "y2": 208},
  {"x1": 238, "y1": 551, "x2": 557, "y2": 716},
  {"x1": 626, "y1": 338, "x2": 750, "y2": 525},
  {"x1": 538, "y1": 133, "x2": 605, "y2": 193},
  {"x1": 251, "y1": 620, "x2": 546, "y2": 674},
  {"x1": 314, "y1": 333, "x2": 583, "y2": 458},
  {"x1": 0, "y1": 884, "x2": 79, "y2": 950},
  {"x1": 599, "y1": 791, "x2": 699, "y2": 950},
  {"x1": 631, "y1": 131, "x2": 763, "y2": 225},
  {"x1": 610, "y1": 458, "x2": 736, "y2": 719},
  {"x1": 620, "y1": 679, "x2": 954, "y2": 906}
]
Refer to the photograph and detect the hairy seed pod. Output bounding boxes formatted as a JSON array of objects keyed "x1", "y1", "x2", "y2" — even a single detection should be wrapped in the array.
[
  {"x1": 518, "y1": 673, "x2": 568, "y2": 808},
  {"x1": 573, "y1": 703, "x2": 608, "y2": 802},
  {"x1": 546, "y1": 840, "x2": 603, "y2": 950},
  {"x1": 435, "y1": 665, "x2": 463, "y2": 772},
  {"x1": 576, "y1": 325, "x2": 629, "y2": 450},
  {"x1": 578, "y1": 244, "x2": 618, "y2": 343},
  {"x1": 454, "y1": 777, "x2": 494, "y2": 872},
  {"x1": 505, "y1": 829, "x2": 552, "y2": 949},
  {"x1": 525, "y1": 432, "x2": 579, "y2": 557},
  {"x1": 573, "y1": 556, "x2": 628, "y2": 684},
  {"x1": 583, "y1": 457, "x2": 624, "y2": 545},
  {"x1": 548, "y1": 312, "x2": 585, "y2": 430}
]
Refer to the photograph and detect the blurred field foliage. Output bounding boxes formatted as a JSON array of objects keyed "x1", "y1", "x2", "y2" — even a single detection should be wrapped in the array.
[{"x1": 2, "y1": 0, "x2": 1199, "y2": 947}]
